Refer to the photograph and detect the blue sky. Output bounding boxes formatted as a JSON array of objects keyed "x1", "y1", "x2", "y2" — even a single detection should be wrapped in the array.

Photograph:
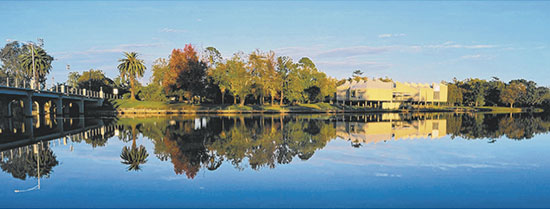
[{"x1": 1, "y1": 1, "x2": 549, "y2": 85}]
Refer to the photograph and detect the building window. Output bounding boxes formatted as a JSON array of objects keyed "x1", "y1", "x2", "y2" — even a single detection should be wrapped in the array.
[
  {"x1": 351, "y1": 90, "x2": 356, "y2": 97},
  {"x1": 434, "y1": 92, "x2": 440, "y2": 100}
]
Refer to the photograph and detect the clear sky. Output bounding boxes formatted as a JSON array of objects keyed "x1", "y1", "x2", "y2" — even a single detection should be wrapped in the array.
[{"x1": 1, "y1": 1, "x2": 549, "y2": 85}]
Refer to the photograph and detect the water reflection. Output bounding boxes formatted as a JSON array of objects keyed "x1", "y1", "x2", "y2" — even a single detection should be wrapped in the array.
[
  {"x1": 1, "y1": 113, "x2": 550, "y2": 182},
  {"x1": 0, "y1": 115, "x2": 117, "y2": 187}
]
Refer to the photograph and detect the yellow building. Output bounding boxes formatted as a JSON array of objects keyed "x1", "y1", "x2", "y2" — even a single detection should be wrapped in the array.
[{"x1": 336, "y1": 79, "x2": 448, "y2": 109}]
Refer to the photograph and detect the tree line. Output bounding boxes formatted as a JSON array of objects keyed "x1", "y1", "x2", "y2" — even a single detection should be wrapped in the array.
[
  {"x1": 134, "y1": 44, "x2": 337, "y2": 106},
  {"x1": 3, "y1": 40, "x2": 550, "y2": 109},
  {"x1": 446, "y1": 77, "x2": 550, "y2": 108}
]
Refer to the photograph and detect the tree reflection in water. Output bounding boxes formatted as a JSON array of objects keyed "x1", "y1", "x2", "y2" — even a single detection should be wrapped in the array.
[
  {"x1": 444, "y1": 113, "x2": 550, "y2": 140},
  {"x1": 119, "y1": 123, "x2": 149, "y2": 171},
  {"x1": 115, "y1": 113, "x2": 550, "y2": 178},
  {"x1": 0, "y1": 142, "x2": 58, "y2": 180},
  {"x1": 0, "y1": 116, "x2": 117, "y2": 182},
  {"x1": 2, "y1": 113, "x2": 550, "y2": 181}
]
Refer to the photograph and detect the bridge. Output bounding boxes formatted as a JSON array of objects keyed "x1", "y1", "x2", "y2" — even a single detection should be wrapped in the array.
[{"x1": 0, "y1": 78, "x2": 120, "y2": 117}]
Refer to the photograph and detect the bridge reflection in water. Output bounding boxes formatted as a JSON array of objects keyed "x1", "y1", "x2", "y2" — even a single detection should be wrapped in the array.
[
  {"x1": 0, "y1": 116, "x2": 117, "y2": 152},
  {"x1": 0, "y1": 116, "x2": 117, "y2": 185}
]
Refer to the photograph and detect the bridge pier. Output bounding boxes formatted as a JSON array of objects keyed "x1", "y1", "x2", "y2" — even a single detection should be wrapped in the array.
[
  {"x1": 77, "y1": 116, "x2": 85, "y2": 129},
  {"x1": 54, "y1": 117, "x2": 64, "y2": 133},
  {"x1": 37, "y1": 100, "x2": 46, "y2": 116},
  {"x1": 63, "y1": 101, "x2": 70, "y2": 115},
  {"x1": 78, "y1": 99, "x2": 84, "y2": 115},
  {"x1": 54, "y1": 98, "x2": 63, "y2": 116},
  {"x1": 22, "y1": 96, "x2": 32, "y2": 117},
  {"x1": 23, "y1": 117, "x2": 33, "y2": 136}
]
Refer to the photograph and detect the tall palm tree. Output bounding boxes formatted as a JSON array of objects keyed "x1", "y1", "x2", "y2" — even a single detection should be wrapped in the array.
[
  {"x1": 19, "y1": 44, "x2": 53, "y2": 89},
  {"x1": 117, "y1": 52, "x2": 146, "y2": 100}
]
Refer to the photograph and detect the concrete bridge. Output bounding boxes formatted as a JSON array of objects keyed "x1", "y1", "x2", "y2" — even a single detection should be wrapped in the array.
[{"x1": 0, "y1": 81, "x2": 120, "y2": 117}]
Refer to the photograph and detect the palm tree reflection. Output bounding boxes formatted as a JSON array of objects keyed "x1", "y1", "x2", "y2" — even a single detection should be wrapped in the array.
[{"x1": 120, "y1": 125, "x2": 149, "y2": 171}]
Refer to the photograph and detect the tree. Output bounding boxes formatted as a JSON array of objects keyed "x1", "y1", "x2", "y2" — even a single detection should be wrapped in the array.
[
  {"x1": 139, "y1": 83, "x2": 167, "y2": 102},
  {"x1": 205, "y1": 47, "x2": 231, "y2": 104},
  {"x1": 461, "y1": 78, "x2": 488, "y2": 106},
  {"x1": 164, "y1": 45, "x2": 207, "y2": 103},
  {"x1": 19, "y1": 43, "x2": 54, "y2": 88},
  {"x1": 500, "y1": 82, "x2": 526, "y2": 108},
  {"x1": 118, "y1": 52, "x2": 146, "y2": 100},
  {"x1": 208, "y1": 62, "x2": 231, "y2": 104},
  {"x1": 286, "y1": 66, "x2": 307, "y2": 104},
  {"x1": 486, "y1": 77, "x2": 505, "y2": 106},
  {"x1": 247, "y1": 50, "x2": 267, "y2": 104},
  {"x1": 0, "y1": 41, "x2": 24, "y2": 83},
  {"x1": 265, "y1": 51, "x2": 282, "y2": 105},
  {"x1": 352, "y1": 70, "x2": 368, "y2": 81},
  {"x1": 247, "y1": 50, "x2": 280, "y2": 105},
  {"x1": 447, "y1": 83, "x2": 463, "y2": 106},
  {"x1": 67, "y1": 72, "x2": 81, "y2": 87},
  {"x1": 284, "y1": 57, "x2": 325, "y2": 104},
  {"x1": 511, "y1": 79, "x2": 546, "y2": 107},
  {"x1": 77, "y1": 69, "x2": 114, "y2": 93},
  {"x1": 138, "y1": 58, "x2": 169, "y2": 102},
  {"x1": 315, "y1": 72, "x2": 337, "y2": 102},
  {"x1": 226, "y1": 53, "x2": 252, "y2": 106},
  {"x1": 276, "y1": 56, "x2": 295, "y2": 105},
  {"x1": 151, "y1": 58, "x2": 169, "y2": 85},
  {"x1": 204, "y1": 47, "x2": 223, "y2": 66}
]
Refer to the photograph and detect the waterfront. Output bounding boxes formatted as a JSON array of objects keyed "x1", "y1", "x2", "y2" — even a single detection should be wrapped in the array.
[{"x1": 1, "y1": 113, "x2": 550, "y2": 207}]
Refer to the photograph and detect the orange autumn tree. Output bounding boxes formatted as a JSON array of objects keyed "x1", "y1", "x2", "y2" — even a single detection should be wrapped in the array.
[{"x1": 163, "y1": 44, "x2": 207, "y2": 103}]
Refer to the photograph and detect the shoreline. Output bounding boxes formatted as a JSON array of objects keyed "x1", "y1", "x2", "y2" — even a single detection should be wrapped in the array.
[{"x1": 95, "y1": 106, "x2": 539, "y2": 117}]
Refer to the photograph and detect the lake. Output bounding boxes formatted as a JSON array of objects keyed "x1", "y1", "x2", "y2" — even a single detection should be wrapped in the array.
[{"x1": 1, "y1": 113, "x2": 550, "y2": 208}]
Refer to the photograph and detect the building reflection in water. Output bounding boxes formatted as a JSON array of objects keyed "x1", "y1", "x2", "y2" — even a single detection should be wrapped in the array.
[{"x1": 336, "y1": 113, "x2": 447, "y2": 145}]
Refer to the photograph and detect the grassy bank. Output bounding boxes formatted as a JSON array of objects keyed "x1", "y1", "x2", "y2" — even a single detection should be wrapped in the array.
[
  {"x1": 113, "y1": 99, "x2": 345, "y2": 113},
  {"x1": 111, "y1": 99, "x2": 540, "y2": 115}
]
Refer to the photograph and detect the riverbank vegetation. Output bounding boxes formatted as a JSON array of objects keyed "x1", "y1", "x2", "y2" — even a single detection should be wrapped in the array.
[
  {"x1": 2, "y1": 40, "x2": 550, "y2": 112},
  {"x1": 0, "y1": 39, "x2": 53, "y2": 88}
]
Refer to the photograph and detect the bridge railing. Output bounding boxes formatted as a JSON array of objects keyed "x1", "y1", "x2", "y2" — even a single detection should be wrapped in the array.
[
  {"x1": 0, "y1": 77, "x2": 32, "y2": 89},
  {"x1": 1, "y1": 77, "x2": 122, "y2": 100}
]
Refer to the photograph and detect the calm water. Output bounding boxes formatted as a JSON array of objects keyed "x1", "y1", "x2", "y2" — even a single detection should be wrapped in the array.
[{"x1": 1, "y1": 113, "x2": 550, "y2": 208}]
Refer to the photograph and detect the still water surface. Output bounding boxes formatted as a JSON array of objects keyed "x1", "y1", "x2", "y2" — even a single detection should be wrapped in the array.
[{"x1": 1, "y1": 113, "x2": 549, "y2": 208}]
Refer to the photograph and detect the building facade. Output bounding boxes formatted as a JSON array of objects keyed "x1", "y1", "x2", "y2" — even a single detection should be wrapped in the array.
[{"x1": 336, "y1": 79, "x2": 448, "y2": 109}]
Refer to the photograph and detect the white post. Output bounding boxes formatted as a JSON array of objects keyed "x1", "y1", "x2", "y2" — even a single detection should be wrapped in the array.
[{"x1": 30, "y1": 43, "x2": 36, "y2": 90}]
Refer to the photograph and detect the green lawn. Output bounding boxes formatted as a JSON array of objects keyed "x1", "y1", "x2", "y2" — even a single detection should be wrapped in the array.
[
  {"x1": 112, "y1": 99, "x2": 540, "y2": 113},
  {"x1": 113, "y1": 99, "x2": 346, "y2": 112}
]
